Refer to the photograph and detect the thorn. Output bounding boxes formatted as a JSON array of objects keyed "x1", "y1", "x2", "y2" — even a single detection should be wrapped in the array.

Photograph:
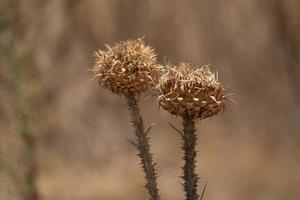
[
  {"x1": 200, "y1": 182, "x2": 208, "y2": 200},
  {"x1": 144, "y1": 93, "x2": 160, "y2": 101},
  {"x1": 127, "y1": 139, "x2": 138, "y2": 147},
  {"x1": 145, "y1": 123, "x2": 156, "y2": 134},
  {"x1": 168, "y1": 122, "x2": 183, "y2": 137},
  {"x1": 223, "y1": 93, "x2": 235, "y2": 98},
  {"x1": 224, "y1": 96, "x2": 238, "y2": 104}
]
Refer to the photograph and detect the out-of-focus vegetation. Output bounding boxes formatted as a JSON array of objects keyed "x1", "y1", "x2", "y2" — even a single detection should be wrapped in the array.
[
  {"x1": 0, "y1": 1, "x2": 300, "y2": 200},
  {"x1": 1, "y1": 1, "x2": 39, "y2": 200}
]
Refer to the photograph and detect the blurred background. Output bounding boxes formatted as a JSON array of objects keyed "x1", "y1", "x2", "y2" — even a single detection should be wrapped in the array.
[{"x1": 1, "y1": 0, "x2": 300, "y2": 200}]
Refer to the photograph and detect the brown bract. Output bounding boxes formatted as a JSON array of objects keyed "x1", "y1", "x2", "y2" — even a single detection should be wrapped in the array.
[
  {"x1": 157, "y1": 63, "x2": 226, "y2": 119},
  {"x1": 93, "y1": 39, "x2": 160, "y2": 95}
]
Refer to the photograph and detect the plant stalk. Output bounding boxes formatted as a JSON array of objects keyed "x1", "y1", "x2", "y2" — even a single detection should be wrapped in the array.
[
  {"x1": 1, "y1": 39, "x2": 39, "y2": 200},
  {"x1": 23, "y1": 133, "x2": 39, "y2": 200},
  {"x1": 126, "y1": 92, "x2": 160, "y2": 200},
  {"x1": 182, "y1": 117, "x2": 199, "y2": 200}
]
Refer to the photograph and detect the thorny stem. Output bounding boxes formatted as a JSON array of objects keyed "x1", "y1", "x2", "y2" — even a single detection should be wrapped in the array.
[
  {"x1": 182, "y1": 117, "x2": 199, "y2": 200},
  {"x1": 126, "y1": 92, "x2": 160, "y2": 200}
]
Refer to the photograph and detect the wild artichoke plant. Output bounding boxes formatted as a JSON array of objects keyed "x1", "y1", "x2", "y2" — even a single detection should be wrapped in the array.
[
  {"x1": 157, "y1": 63, "x2": 226, "y2": 200},
  {"x1": 93, "y1": 38, "x2": 161, "y2": 200}
]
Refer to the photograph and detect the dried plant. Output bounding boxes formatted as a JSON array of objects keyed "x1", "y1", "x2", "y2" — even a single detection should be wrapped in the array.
[
  {"x1": 93, "y1": 38, "x2": 159, "y2": 95},
  {"x1": 157, "y1": 63, "x2": 227, "y2": 200},
  {"x1": 93, "y1": 38, "x2": 161, "y2": 200}
]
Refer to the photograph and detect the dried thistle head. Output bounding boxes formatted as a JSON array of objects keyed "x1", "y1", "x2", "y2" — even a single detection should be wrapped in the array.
[
  {"x1": 92, "y1": 38, "x2": 160, "y2": 95},
  {"x1": 157, "y1": 63, "x2": 226, "y2": 119}
]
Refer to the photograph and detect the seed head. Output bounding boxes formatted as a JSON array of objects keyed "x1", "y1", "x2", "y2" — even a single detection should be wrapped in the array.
[
  {"x1": 92, "y1": 38, "x2": 160, "y2": 95},
  {"x1": 157, "y1": 63, "x2": 226, "y2": 119}
]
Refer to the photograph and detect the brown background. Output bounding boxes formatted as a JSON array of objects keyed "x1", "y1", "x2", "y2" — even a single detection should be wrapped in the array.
[{"x1": 1, "y1": 0, "x2": 300, "y2": 200}]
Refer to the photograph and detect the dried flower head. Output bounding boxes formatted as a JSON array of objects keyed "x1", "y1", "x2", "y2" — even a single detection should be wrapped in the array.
[
  {"x1": 157, "y1": 63, "x2": 226, "y2": 119},
  {"x1": 93, "y1": 38, "x2": 160, "y2": 95}
]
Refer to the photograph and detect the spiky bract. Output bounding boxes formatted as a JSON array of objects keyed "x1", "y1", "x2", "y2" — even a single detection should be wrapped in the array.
[
  {"x1": 158, "y1": 63, "x2": 225, "y2": 119},
  {"x1": 93, "y1": 39, "x2": 160, "y2": 95}
]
